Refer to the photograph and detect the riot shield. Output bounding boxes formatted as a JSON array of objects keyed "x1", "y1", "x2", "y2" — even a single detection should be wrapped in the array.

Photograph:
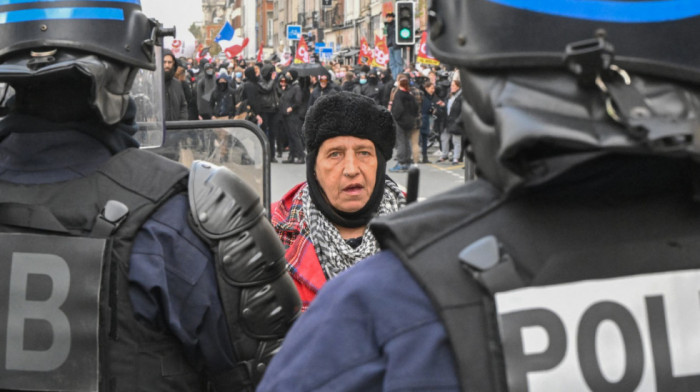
[{"x1": 153, "y1": 120, "x2": 271, "y2": 214}]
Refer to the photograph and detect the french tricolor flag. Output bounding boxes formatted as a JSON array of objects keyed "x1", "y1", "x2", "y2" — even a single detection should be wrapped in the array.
[{"x1": 215, "y1": 21, "x2": 248, "y2": 59}]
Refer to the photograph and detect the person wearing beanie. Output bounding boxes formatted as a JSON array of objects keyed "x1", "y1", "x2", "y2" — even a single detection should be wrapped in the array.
[{"x1": 270, "y1": 92, "x2": 406, "y2": 310}]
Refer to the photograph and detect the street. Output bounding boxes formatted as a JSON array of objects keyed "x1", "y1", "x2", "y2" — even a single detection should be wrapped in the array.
[{"x1": 271, "y1": 146, "x2": 469, "y2": 203}]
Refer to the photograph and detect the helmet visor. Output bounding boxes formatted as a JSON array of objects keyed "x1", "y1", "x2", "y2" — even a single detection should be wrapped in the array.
[{"x1": 132, "y1": 46, "x2": 165, "y2": 148}]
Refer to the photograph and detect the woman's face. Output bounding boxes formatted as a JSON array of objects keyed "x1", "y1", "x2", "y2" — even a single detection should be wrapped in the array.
[{"x1": 315, "y1": 136, "x2": 378, "y2": 213}]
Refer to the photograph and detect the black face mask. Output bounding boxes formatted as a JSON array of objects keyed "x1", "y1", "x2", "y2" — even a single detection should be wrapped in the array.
[{"x1": 218, "y1": 81, "x2": 228, "y2": 91}]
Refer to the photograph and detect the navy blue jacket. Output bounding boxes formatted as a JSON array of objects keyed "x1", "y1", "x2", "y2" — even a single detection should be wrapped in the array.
[
  {"x1": 257, "y1": 250, "x2": 459, "y2": 391},
  {"x1": 0, "y1": 118, "x2": 235, "y2": 379}
]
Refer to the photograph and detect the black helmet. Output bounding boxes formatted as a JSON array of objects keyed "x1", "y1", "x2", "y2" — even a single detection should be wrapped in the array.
[
  {"x1": 0, "y1": 0, "x2": 160, "y2": 70},
  {"x1": 0, "y1": 0, "x2": 171, "y2": 125},
  {"x1": 428, "y1": 0, "x2": 700, "y2": 83},
  {"x1": 428, "y1": 0, "x2": 700, "y2": 190}
]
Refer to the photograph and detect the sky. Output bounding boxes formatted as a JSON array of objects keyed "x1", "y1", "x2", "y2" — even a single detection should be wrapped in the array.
[{"x1": 140, "y1": 0, "x2": 203, "y2": 41}]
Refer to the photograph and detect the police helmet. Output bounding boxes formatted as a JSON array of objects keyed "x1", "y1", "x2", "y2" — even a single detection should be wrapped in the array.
[
  {"x1": 428, "y1": 0, "x2": 700, "y2": 190},
  {"x1": 428, "y1": 0, "x2": 700, "y2": 83},
  {"x1": 0, "y1": 0, "x2": 170, "y2": 127}
]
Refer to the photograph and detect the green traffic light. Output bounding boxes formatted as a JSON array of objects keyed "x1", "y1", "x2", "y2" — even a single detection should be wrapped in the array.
[{"x1": 399, "y1": 28, "x2": 411, "y2": 39}]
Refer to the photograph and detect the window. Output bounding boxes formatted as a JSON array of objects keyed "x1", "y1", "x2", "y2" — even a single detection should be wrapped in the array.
[{"x1": 267, "y1": 12, "x2": 274, "y2": 46}]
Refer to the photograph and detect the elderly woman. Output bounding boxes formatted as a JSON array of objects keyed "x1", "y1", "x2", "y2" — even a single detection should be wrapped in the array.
[{"x1": 271, "y1": 92, "x2": 406, "y2": 309}]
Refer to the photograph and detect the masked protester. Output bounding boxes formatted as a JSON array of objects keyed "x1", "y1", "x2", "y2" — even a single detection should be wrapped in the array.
[
  {"x1": 196, "y1": 62, "x2": 216, "y2": 119},
  {"x1": 270, "y1": 92, "x2": 406, "y2": 310},
  {"x1": 0, "y1": 1, "x2": 300, "y2": 390},
  {"x1": 163, "y1": 50, "x2": 187, "y2": 121},
  {"x1": 360, "y1": 69, "x2": 384, "y2": 104},
  {"x1": 258, "y1": 1, "x2": 700, "y2": 391},
  {"x1": 212, "y1": 71, "x2": 236, "y2": 119}
]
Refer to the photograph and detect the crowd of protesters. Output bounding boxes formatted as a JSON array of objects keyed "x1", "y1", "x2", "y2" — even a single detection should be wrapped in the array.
[{"x1": 163, "y1": 50, "x2": 461, "y2": 168}]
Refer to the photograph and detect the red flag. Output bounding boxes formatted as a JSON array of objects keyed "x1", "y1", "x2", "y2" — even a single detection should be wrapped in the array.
[
  {"x1": 195, "y1": 45, "x2": 212, "y2": 63},
  {"x1": 222, "y1": 37, "x2": 249, "y2": 59},
  {"x1": 294, "y1": 36, "x2": 310, "y2": 64},
  {"x1": 359, "y1": 37, "x2": 373, "y2": 65},
  {"x1": 371, "y1": 35, "x2": 389, "y2": 67},
  {"x1": 256, "y1": 43, "x2": 264, "y2": 62},
  {"x1": 416, "y1": 31, "x2": 440, "y2": 66}
]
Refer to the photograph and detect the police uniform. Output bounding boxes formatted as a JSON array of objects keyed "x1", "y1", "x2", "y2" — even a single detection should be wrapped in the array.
[
  {"x1": 0, "y1": 1, "x2": 300, "y2": 391},
  {"x1": 259, "y1": 1, "x2": 700, "y2": 391}
]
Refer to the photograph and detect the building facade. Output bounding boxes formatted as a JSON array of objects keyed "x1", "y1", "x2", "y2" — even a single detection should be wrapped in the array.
[{"x1": 199, "y1": 0, "x2": 428, "y2": 62}]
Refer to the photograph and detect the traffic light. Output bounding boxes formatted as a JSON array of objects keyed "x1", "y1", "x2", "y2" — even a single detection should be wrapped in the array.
[{"x1": 395, "y1": 1, "x2": 415, "y2": 45}]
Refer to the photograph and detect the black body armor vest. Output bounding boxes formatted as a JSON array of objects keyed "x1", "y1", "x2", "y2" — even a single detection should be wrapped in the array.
[
  {"x1": 0, "y1": 148, "x2": 207, "y2": 391},
  {"x1": 372, "y1": 156, "x2": 700, "y2": 392}
]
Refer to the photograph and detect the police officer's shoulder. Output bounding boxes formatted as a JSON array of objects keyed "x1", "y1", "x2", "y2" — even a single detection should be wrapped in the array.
[{"x1": 371, "y1": 179, "x2": 502, "y2": 258}]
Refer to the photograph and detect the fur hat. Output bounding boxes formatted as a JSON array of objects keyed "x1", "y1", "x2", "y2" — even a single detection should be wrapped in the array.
[{"x1": 303, "y1": 92, "x2": 396, "y2": 160}]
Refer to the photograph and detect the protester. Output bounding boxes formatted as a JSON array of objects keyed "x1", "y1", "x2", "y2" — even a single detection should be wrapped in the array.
[
  {"x1": 163, "y1": 50, "x2": 187, "y2": 121},
  {"x1": 270, "y1": 92, "x2": 406, "y2": 310},
  {"x1": 419, "y1": 80, "x2": 443, "y2": 163},
  {"x1": 258, "y1": 63, "x2": 281, "y2": 160},
  {"x1": 211, "y1": 70, "x2": 236, "y2": 119},
  {"x1": 379, "y1": 68, "x2": 395, "y2": 108},
  {"x1": 436, "y1": 79, "x2": 463, "y2": 164},
  {"x1": 340, "y1": 71, "x2": 357, "y2": 92},
  {"x1": 196, "y1": 62, "x2": 216, "y2": 119},
  {"x1": 176, "y1": 60, "x2": 199, "y2": 120},
  {"x1": 278, "y1": 72, "x2": 305, "y2": 163},
  {"x1": 384, "y1": 12, "x2": 403, "y2": 79},
  {"x1": 240, "y1": 66, "x2": 267, "y2": 130},
  {"x1": 308, "y1": 74, "x2": 339, "y2": 107},
  {"x1": 360, "y1": 69, "x2": 384, "y2": 104},
  {"x1": 389, "y1": 73, "x2": 419, "y2": 172}
]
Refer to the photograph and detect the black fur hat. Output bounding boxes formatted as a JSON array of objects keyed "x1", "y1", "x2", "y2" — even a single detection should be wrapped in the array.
[{"x1": 303, "y1": 92, "x2": 396, "y2": 160}]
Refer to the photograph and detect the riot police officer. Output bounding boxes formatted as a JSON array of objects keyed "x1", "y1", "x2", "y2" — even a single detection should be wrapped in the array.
[
  {"x1": 258, "y1": 1, "x2": 700, "y2": 391},
  {"x1": 0, "y1": 1, "x2": 300, "y2": 391}
]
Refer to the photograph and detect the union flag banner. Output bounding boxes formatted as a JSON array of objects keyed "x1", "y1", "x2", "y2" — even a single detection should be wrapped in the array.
[
  {"x1": 359, "y1": 37, "x2": 373, "y2": 65},
  {"x1": 416, "y1": 31, "x2": 440, "y2": 66},
  {"x1": 371, "y1": 35, "x2": 389, "y2": 67},
  {"x1": 294, "y1": 36, "x2": 310, "y2": 64}
]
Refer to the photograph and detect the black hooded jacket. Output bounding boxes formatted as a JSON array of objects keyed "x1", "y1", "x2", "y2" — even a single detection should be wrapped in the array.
[
  {"x1": 241, "y1": 67, "x2": 263, "y2": 116},
  {"x1": 196, "y1": 64, "x2": 217, "y2": 117},
  {"x1": 163, "y1": 51, "x2": 187, "y2": 121}
]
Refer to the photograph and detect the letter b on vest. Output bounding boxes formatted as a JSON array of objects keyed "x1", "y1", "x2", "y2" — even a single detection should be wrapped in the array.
[
  {"x1": 6, "y1": 252, "x2": 71, "y2": 371},
  {"x1": 0, "y1": 233, "x2": 107, "y2": 392}
]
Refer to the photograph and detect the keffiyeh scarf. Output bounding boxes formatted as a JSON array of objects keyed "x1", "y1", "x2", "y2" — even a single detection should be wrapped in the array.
[{"x1": 302, "y1": 180, "x2": 405, "y2": 279}]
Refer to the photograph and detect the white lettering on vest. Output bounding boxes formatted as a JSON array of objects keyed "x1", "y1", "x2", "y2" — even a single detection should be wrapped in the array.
[
  {"x1": 495, "y1": 269, "x2": 700, "y2": 391},
  {"x1": 6, "y1": 252, "x2": 71, "y2": 371}
]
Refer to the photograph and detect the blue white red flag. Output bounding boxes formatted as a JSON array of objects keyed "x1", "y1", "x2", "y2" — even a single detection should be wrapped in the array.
[{"x1": 215, "y1": 21, "x2": 235, "y2": 43}]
